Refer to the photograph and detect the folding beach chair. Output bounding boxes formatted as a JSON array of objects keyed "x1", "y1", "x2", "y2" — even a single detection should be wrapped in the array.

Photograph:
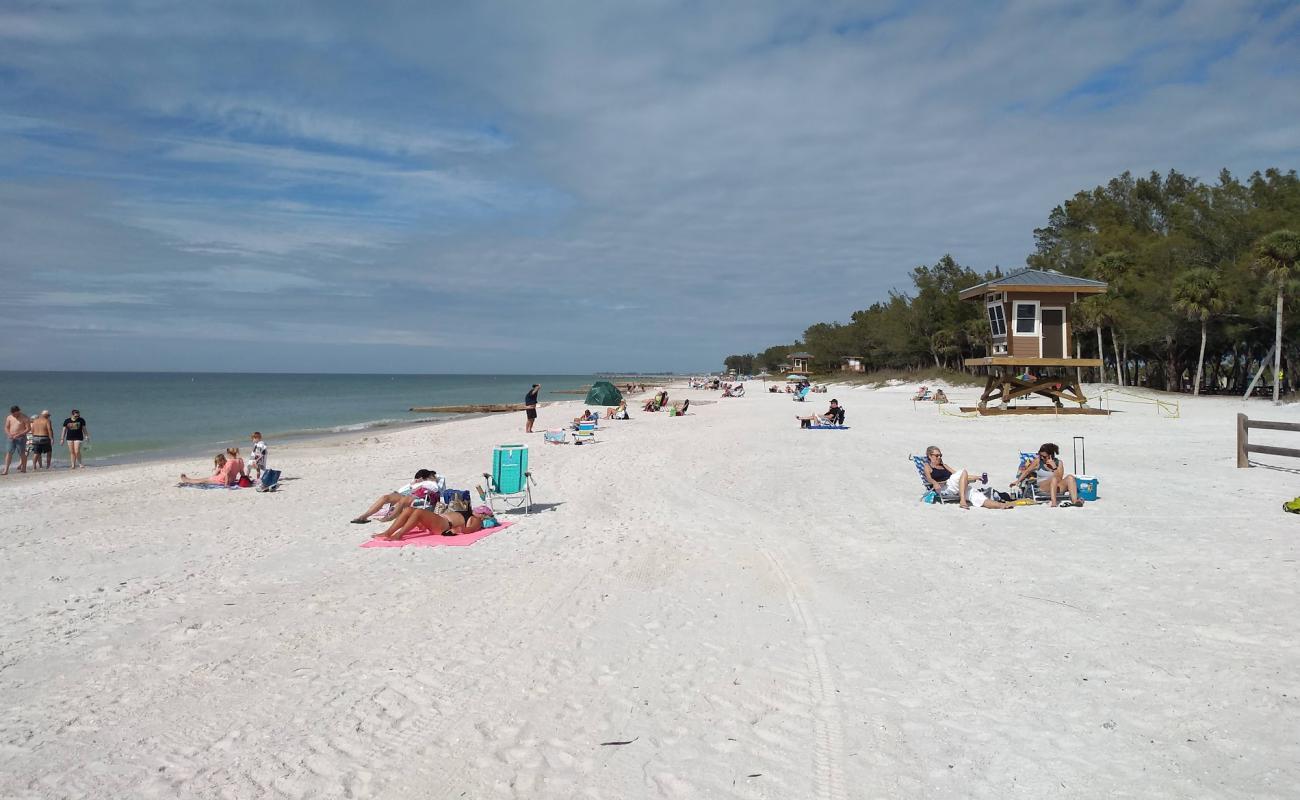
[
  {"x1": 481, "y1": 444, "x2": 534, "y2": 514},
  {"x1": 793, "y1": 386, "x2": 810, "y2": 402},
  {"x1": 910, "y1": 455, "x2": 959, "y2": 504}
]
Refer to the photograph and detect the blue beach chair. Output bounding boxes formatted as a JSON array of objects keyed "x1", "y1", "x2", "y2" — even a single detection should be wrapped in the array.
[
  {"x1": 793, "y1": 386, "x2": 810, "y2": 402},
  {"x1": 481, "y1": 444, "x2": 534, "y2": 514}
]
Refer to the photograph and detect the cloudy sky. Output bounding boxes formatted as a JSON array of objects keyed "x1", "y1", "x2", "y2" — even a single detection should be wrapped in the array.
[{"x1": 1, "y1": 1, "x2": 1296, "y2": 373}]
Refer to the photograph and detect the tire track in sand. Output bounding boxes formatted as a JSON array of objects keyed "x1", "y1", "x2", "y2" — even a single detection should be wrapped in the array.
[{"x1": 761, "y1": 547, "x2": 847, "y2": 800}]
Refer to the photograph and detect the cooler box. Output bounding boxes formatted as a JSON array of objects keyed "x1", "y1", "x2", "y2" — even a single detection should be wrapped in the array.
[
  {"x1": 1076, "y1": 475, "x2": 1099, "y2": 501},
  {"x1": 493, "y1": 444, "x2": 529, "y2": 494}
]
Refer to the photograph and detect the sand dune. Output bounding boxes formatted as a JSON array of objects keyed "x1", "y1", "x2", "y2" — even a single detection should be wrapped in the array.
[{"x1": 2, "y1": 383, "x2": 1298, "y2": 798}]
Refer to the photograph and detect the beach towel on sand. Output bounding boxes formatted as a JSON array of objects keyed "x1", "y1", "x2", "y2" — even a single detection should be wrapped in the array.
[
  {"x1": 177, "y1": 483, "x2": 240, "y2": 490},
  {"x1": 361, "y1": 521, "x2": 516, "y2": 548}
]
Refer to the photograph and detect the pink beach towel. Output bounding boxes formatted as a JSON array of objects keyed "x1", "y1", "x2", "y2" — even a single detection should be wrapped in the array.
[{"x1": 360, "y1": 521, "x2": 516, "y2": 548}]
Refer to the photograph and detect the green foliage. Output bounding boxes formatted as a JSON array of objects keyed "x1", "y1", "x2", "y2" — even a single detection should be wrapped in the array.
[{"x1": 727, "y1": 168, "x2": 1300, "y2": 392}]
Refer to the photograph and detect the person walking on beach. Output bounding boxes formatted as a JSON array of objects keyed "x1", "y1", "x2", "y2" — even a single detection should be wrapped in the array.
[
  {"x1": 4, "y1": 406, "x2": 31, "y2": 475},
  {"x1": 61, "y1": 409, "x2": 89, "y2": 469},
  {"x1": 29, "y1": 411, "x2": 54, "y2": 470},
  {"x1": 524, "y1": 384, "x2": 541, "y2": 433}
]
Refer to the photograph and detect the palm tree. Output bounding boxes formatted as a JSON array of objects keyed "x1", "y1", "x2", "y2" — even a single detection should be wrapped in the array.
[
  {"x1": 1253, "y1": 230, "x2": 1300, "y2": 405},
  {"x1": 1172, "y1": 268, "x2": 1225, "y2": 396}
]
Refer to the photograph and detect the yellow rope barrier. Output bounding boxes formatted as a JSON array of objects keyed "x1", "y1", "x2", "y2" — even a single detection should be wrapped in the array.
[
  {"x1": 1098, "y1": 388, "x2": 1180, "y2": 418},
  {"x1": 937, "y1": 403, "x2": 981, "y2": 419}
]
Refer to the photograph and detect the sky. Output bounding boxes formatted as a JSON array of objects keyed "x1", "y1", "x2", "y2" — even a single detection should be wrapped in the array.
[{"x1": 1, "y1": 0, "x2": 1297, "y2": 374}]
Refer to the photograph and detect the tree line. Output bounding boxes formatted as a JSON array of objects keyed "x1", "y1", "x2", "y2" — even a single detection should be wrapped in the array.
[{"x1": 724, "y1": 168, "x2": 1300, "y2": 397}]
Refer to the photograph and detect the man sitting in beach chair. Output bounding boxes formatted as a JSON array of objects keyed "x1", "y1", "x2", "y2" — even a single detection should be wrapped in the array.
[
  {"x1": 797, "y1": 399, "x2": 846, "y2": 428},
  {"x1": 918, "y1": 446, "x2": 1012, "y2": 509},
  {"x1": 932, "y1": 389, "x2": 948, "y2": 404},
  {"x1": 912, "y1": 386, "x2": 932, "y2": 401},
  {"x1": 1011, "y1": 443, "x2": 1084, "y2": 507}
]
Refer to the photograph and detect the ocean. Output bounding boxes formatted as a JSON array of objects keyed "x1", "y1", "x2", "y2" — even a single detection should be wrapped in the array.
[{"x1": 0, "y1": 372, "x2": 604, "y2": 465}]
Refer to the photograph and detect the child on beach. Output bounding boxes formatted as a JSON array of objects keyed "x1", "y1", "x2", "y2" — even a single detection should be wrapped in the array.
[{"x1": 249, "y1": 432, "x2": 268, "y2": 479}]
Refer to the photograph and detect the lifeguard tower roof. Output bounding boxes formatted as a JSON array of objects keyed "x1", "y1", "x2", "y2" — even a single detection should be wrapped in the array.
[{"x1": 959, "y1": 268, "x2": 1107, "y2": 301}]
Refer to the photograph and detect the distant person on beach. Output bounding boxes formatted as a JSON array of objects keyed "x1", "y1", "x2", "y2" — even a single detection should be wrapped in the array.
[
  {"x1": 29, "y1": 411, "x2": 54, "y2": 470},
  {"x1": 796, "y1": 399, "x2": 844, "y2": 428},
  {"x1": 371, "y1": 503, "x2": 485, "y2": 541},
  {"x1": 1012, "y1": 442, "x2": 1084, "y2": 507},
  {"x1": 350, "y1": 469, "x2": 444, "y2": 523},
  {"x1": 606, "y1": 400, "x2": 628, "y2": 420},
  {"x1": 60, "y1": 409, "x2": 88, "y2": 469},
  {"x1": 249, "y1": 432, "x2": 268, "y2": 479},
  {"x1": 179, "y1": 452, "x2": 232, "y2": 485},
  {"x1": 933, "y1": 389, "x2": 949, "y2": 404},
  {"x1": 524, "y1": 384, "x2": 541, "y2": 433},
  {"x1": 922, "y1": 445, "x2": 1012, "y2": 509},
  {"x1": 4, "y1": 406, "x2": 31, "y2": 475}
]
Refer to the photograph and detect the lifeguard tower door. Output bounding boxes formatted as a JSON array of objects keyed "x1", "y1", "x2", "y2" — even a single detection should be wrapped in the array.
[{"x1": 1041, "y1": 309, "x2": 1065, "y2": 358}]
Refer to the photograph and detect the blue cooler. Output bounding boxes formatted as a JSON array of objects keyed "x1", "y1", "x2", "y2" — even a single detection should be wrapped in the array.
[{"x1": 1076, "y1": 475, "x2": 1099, "y2": 501}]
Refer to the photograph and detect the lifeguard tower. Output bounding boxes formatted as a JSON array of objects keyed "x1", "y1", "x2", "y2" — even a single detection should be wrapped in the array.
[{"x1": 960, "y1": 268, "x2": 1109, "y2": 415}]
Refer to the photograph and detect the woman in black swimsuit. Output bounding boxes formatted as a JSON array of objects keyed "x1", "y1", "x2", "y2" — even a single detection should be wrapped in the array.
[
  {"x1": 372, "y1": 505, "x2": 485, "y2": 541},
  {"x1": 923, "y1": 445, "x2": 1011, "y2": 509}
]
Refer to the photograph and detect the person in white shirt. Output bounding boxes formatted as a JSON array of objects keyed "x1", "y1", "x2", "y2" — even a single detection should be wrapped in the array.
[
  {"x1": 349, "y1": 469, "x2": 445, "y2": 523},
  {"x1": 248, "y1": 432, "x2": 269, "y2": 479}
]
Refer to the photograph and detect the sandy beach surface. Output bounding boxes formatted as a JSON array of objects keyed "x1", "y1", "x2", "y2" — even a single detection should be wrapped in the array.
[{"x1": 2, "y1": 382, "x2": 1298, "y2": 799}]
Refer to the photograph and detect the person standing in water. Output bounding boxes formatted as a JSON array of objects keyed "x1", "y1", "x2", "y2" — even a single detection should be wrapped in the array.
[
  {"x1": 524, "y1": 383, "x2": 541, "y2": 433},
  {"x1": 61, "y1": 409, "x2": 89, "y2": 469},
  {"x1": 4, "y1": 405, "x2": 31, "y2": 475},
  {"x1": 29, "y1": 411, "x2": 54, "y2": 470}
]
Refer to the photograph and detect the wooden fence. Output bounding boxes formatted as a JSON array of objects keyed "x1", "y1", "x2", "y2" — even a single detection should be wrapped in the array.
[{"x1": 1236, "y1": 414, "x2": 1300, "y2": 467}]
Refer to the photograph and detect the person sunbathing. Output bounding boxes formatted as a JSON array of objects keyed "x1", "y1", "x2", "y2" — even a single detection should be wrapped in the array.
[
  {"x1": 933, "y1": 389, "x2": 948, "y2": 404},
  {"x1": 797, "y1": 400, "x2": 844, "y2": 427},
  {"x1": 922, "y1": 445, "x2": 1011, "y2": 509},
  {"x1": 1012, "y1": 442, "x2": 1083, "y2": 507},
  {"x1": 371, "y1": 504, "x2": 485, "y2": 541},
  {"x1": 179, "y1": 452, "x2": 234, "y2": 485},
  {"x1": 350, "y1": 469, "x2": 443, "y2": 523},
  {"x1": 573, "y1": 409, "x2": 596, "y2": 424},
  {"x1": 605, "y1": 401, "x2": 628, "y2": 419}
]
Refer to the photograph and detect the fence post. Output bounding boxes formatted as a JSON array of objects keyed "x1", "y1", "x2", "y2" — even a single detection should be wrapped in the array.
[{"x1": 1237, "y1": 413, "x2": 1249, "y2": 468}]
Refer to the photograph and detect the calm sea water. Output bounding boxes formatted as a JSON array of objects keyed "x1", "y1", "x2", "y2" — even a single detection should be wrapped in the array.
[{"x1": 0, "y1": 372, "x2": 601, "y2": 465}]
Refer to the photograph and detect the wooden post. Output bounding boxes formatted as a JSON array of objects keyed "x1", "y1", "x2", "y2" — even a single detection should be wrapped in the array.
[{"x1": 1237, "y1": 413, "x2": 1249, "y2": 468}]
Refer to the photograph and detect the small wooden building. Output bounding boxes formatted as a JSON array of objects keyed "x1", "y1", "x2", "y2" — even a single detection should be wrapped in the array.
[
  {"x1": 839, "y1": 356, "x2": 865, "y2": 373},
  {"x1": 959, "y1": 268, "x2": 1108, "y2": 415},
  {"x1": 959, "y1": 269, "x2": 1108, "y2": 359},
  {"x1": 788, "y1": 352, "x2": 813, "y2": 374}
]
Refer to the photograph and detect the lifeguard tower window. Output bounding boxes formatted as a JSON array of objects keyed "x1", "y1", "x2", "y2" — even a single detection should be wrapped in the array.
[
  {"x1": 1014, "y1": 303, "x2": 1037, "y2": 335},
  {"x1": 987, "y1": 304, "x2": 1007, "y2": 336}
]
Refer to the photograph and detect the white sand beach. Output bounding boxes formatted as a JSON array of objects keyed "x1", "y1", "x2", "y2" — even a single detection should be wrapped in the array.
[{"x1": 2, "y1": 383, "x2": 1298, "y2": 799}]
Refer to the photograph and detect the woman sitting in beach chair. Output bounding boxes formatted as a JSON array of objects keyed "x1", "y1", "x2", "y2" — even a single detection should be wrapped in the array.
[
  {"x1": 1012, "y1": 443, "x2": 1083, "y2": 507},
  {"x1": 349, "y1": 469, "x2": 444, "y2": 523},
  {"x1": 606, "y1": 401, "x2": 629, "y2": 420},
  {"x1": 922, "y1": 445, "x2": 1012, "y2": 509}
]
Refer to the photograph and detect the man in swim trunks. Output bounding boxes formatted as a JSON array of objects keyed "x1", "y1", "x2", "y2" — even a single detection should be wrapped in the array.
[
  {"x1": 4, "y1": 406, "x2": 31, "y2": 475},
  {"x1": 524, "y1": 383, "x2": 540, "y2": 433},
  {"x1": 28, "y1": 410, "x2": 54, "y2": 470}
]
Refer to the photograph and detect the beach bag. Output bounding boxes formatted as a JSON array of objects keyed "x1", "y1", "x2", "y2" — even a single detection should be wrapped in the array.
[
  {"x1": 237, "y1": 475, "x2": 253, "y2": 488},
  {"x1": 922, "y1": 490, "x2": 938, "y2": 504},
  {"x1": 1284, "y1": 497, "x2": 1300, "y2": 514},
  {"x1": 256, "y1": 468, "x2": 281, "y2": 492}
]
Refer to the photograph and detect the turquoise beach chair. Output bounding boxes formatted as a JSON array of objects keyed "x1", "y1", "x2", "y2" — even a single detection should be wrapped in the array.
[
  {"x1": 481, "y1": 444, "x2": 534, "y2": 514},
  {"x1": 910, "y1": 454, "x2": 959, "y2": 504},
  {"x1": 793, "y1": 386, "x2": 810, "y2": 402}
]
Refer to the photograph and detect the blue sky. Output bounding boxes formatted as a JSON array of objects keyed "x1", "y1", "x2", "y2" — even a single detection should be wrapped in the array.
[{"x1": 1, "y1": 0, "x2": 1296, "y2": 373}]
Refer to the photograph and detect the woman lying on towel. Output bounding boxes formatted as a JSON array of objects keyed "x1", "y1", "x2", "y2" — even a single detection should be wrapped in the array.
[
  {"x1": 922, "y1": 445, "x2": 1012, "y2": 509},
  {"x1": 179, "y1": 449, "x2": 245, "y2": 486},
  {"x1": 371, "y1": 505, "x2": 485, "y2": 541},
  {"x1": 349, "y1": 469, "x2": 443, "y2": 523}
]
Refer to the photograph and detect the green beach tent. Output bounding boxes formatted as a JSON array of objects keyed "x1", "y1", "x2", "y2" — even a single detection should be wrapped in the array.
[{"x1": 584, "y1": 381, "x2": 624, "y2": 406}]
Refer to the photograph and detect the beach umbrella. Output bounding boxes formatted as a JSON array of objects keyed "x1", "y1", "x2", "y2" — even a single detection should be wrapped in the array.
[
  {"x1": 584, "y1": 380, "x2": 623, "y2": 406},
  {"x1": 786, "y1": 374, "x2": 805, "y2": 380}
]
